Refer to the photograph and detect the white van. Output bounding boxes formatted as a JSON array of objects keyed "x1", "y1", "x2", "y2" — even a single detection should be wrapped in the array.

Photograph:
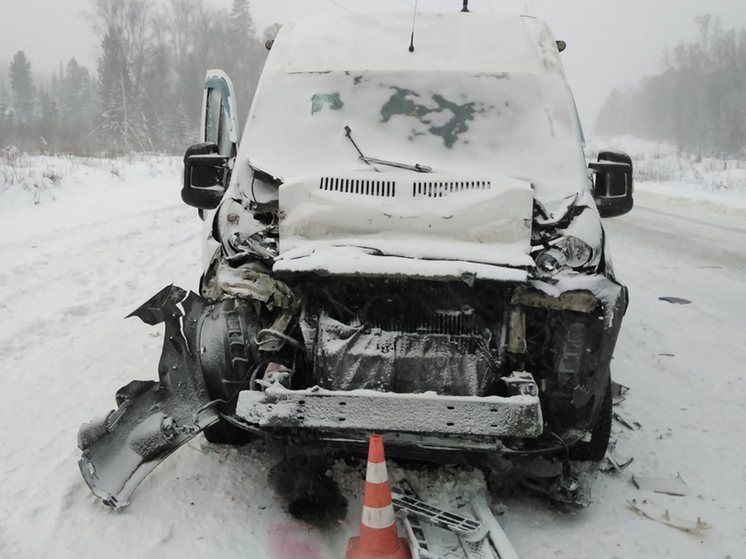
[{"x1": 79, "y1": 12, "x2": 633, "y2": 509}]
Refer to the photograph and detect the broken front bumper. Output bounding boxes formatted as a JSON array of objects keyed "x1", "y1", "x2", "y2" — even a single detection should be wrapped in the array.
[
  {"x1": 232, "y1": 372, "x2": 543, "y2": 444},
  {"x1": 77, "y1": 286, "x2": 219, "y2": 509}
]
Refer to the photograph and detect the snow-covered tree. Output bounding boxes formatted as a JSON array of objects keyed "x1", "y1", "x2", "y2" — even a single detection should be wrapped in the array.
[
  {"x1": 169, "y1": 101, "x2": 193, "y2": 151},
  {"x1": 226, "y1": 0, "x2": 263, "y2": 120},
  {"x1": 596, "y1": 16, "x2": 746, "y2": 158},
  {"x1": 0, "y1": 82, "x2": 11, "y2": 147},
  {"x1": 9, "y1": 51, "x2": 36, "y2": 126},
  {"x1": 98, "y1": 27, "x2": 133, "y2": 153},
  {"x1": 59, "y1": 58, "x2": 96, "y2": 152},
  {"x1": 37, "y1": 87, "x2": 61, "y2": 153}
]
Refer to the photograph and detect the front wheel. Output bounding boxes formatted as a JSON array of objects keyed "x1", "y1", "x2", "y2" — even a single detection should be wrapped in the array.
[{"x1": 569, "y1": 378, "x2": 613, "y2": 461}]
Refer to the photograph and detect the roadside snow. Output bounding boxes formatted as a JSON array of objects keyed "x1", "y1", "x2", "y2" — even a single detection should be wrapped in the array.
[
  {"x1": 0, "y1": 150, "x2": 182, "y2": 238},
  {"x1": 1, "y1": 145, "x2": 745, "y2": 558},
  {"x1": 588, "y1": 135, "x2": 746, "y2": 209}
]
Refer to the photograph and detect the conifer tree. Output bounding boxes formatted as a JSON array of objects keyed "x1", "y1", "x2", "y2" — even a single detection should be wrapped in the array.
[
  {"x1": 0, "y1": 82, "x2": 11, "y2": 147},
  {"x1": 98, "y1": 27, "x2": 133, "y2": 153},
  {"x1": 9, "y1": 52, "x2": 35, "y2": 124},
  {"x1": 226, "y1": 0, "x2": 262, "y2": 121},
  {"x1": 60, "y1": 58, "x2": 94, "y2": 151},
  {"x1": 37, "y1": 88, "x2": 61, "y2": 152}
]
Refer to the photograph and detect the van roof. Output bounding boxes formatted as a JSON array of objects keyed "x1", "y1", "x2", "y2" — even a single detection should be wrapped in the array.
[{"x1": 268, "y1": 13, "x2": 566, "y2": 76}]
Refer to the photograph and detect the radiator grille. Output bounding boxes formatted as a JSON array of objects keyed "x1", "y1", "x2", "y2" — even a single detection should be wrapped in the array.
[
  {"x1": 413, "y1": 180, "x2": 491, "y2": 198},
  {"x1": 370, "y1": 311, "x2": 477, "y2": 337},
  {"x1": 319, "y1": 177, "x2": 396, "y2": 197}
]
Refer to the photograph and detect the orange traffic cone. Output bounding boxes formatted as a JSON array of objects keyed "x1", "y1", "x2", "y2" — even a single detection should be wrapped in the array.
[{"x1": 345, "y1": 435, "x2": 411, "y2": 559}]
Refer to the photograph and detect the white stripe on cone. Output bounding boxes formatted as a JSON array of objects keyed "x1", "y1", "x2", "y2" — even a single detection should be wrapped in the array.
[
  {"x1": 366, "y1": 460, "x2": 389, "y2": 484},
  {"x1": 362, "y1": 504, "x2": 396, "y2": 530}
]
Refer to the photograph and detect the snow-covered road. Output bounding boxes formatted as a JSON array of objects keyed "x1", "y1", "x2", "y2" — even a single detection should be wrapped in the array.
[{"x1": 0, "y1": 161, "x2": 744, "y2": 558}]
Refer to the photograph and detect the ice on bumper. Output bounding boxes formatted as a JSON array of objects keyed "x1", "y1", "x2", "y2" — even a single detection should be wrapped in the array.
[{"x1": 235, "y1": 372, "x2": 543, "y2": 438}]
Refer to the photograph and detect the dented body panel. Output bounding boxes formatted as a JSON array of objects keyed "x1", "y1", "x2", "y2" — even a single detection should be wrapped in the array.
[{"x1": 77, "y1": 287, "x2": 219, "y2": 508}]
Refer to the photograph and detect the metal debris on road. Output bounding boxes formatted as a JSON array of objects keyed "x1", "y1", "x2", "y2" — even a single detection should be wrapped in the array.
[
  {"x1": 613, "y1": 410, "x2": 642, "y2": 430},
  {"x1": 393, "y1": 481, "x2": 521, "y2": 559},
  {"x1": 659, "y1": 296, "x2": 692, "y2": 305},
  {"x1": 611, "y1": 381, "x2": 630, "y2": 405}
]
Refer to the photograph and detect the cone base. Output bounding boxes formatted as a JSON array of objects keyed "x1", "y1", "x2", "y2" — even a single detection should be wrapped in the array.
[{"x1": 345, "y1": 537, "x2": 411, "y2": 559}]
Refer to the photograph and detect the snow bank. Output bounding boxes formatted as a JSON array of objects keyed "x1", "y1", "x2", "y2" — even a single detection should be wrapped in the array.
[
  {"x1": 0, "y1": 147, "x2": 180, "y2": 207},
  {"x1": 587, "y1": 135, "x2": 746, "y2": 209},
  {"x1": 0, "y1": 149, "x2": 182, "y2": 238}
]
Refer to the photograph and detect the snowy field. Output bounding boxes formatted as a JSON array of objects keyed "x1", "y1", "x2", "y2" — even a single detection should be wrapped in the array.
[
  {"x1": 588, "y1": 135, "x2": 746, "y2": 210},
  {"x1": 1, "y1": 143, "x2": 745, "y2": 558}
]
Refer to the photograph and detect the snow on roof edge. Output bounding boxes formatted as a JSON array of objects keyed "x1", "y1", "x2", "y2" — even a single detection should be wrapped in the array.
[{"x1": 267, "y1": 12, "x2": 565, "y2": 76}]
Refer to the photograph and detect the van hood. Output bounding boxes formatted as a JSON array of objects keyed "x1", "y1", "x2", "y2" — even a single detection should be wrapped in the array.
[{"x1": 272, "y1": 171, "x2": 534, "y2": 281}]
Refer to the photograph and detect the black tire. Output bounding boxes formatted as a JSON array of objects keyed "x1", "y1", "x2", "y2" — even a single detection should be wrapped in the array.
[
  {"x1": 569, "y1": 378, "x2": 613, "y2": 461},
  {"x1": 203, "y1": 420, "x2": 254, "y2": 445}
]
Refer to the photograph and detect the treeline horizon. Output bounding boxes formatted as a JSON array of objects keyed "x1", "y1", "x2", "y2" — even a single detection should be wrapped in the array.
[
  {"x1": 596, "y1": 15, "x2": 746, "y2": 158},
  {"x1": 0, "y1": 0, "x2": 275, "y2": 156}
]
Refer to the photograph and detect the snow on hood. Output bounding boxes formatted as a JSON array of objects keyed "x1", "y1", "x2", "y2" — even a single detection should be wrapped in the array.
[
  {"x1": 276, "y1": 171, "x2": 535, "y2": 276},
  {"x1": 237, "y1": 13, "x2": 590, "y2": 207}
]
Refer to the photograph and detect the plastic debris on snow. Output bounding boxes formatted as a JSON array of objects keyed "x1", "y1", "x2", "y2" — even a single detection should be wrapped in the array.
[
  {"x1": 632, "y1": 473, "x2": 689, "y2": 497},
  {"x1": 628, "y1": 499, "x2": 711, "y2": 534},
  {"x1": 601, "y1": 441, "x2": 634, "y2": 474}
]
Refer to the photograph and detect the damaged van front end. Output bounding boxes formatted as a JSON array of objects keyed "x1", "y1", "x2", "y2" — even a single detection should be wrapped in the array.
[{"x1": 78, "y1": 12, "x2": 633, "y2": 509}]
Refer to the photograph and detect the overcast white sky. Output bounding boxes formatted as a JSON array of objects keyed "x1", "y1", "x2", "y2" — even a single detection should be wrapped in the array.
[{"x1": 2, "y1": 0, "x2": 746, "y2": 130}]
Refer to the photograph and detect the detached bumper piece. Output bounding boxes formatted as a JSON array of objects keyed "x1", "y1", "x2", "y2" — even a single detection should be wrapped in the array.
[
  {"x1": 395, "y1": 480, "x2": 521, "y2": 559},
  {"x1": 77, "y1": 286, "x2": 219, "y2": 509},
  {"x1": 235, "y1": 372, "x2": 543, "y2": 439}
]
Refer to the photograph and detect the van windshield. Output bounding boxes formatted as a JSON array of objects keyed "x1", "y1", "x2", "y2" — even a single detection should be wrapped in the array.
[{"x1": 243, "y1": 70, "x2": 588, "y2": 204}]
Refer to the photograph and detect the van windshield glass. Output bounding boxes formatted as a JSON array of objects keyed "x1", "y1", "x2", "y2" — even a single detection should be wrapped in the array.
[{"x1": 243, "y1": 71, "x2": 588, "y2": 203}]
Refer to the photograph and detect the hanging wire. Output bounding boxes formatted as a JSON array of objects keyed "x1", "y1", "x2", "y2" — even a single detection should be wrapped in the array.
[
  {"x1": 326, "y1": 0, "x2": 351, "y2": 12},
  {"x1": 486, "y1": 0, "x2": 496, "y2": 14}
]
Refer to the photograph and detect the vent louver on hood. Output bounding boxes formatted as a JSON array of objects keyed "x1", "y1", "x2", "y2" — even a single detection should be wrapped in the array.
[
  {"x1": 413, "y1": 180, "x2": 492, "y2": 198},
  {"x1": 319, "y1": 177, "x2": 396, "y2": 197},
  {"x1": 319, "y1": 177, "x2": 493, "y2": 199}
]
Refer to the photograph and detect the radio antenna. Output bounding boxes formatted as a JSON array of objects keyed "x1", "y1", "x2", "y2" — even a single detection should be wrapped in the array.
[{"x1": 409, "y1": 0, "x2": 419, "y2": 52}]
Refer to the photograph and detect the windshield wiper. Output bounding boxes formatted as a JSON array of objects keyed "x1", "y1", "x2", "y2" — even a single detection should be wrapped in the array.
[{"x1": 344, "y1": 125, "x2": 432, "y2": 173}]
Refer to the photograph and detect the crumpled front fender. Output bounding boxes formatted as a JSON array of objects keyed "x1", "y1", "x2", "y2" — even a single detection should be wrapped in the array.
[{"x1": 77, "y1": 286, "x2": 219, "y2": 509}]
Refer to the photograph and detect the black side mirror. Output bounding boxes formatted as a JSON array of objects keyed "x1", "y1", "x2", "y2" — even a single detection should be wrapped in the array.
[
  {"x1": 181, "y1": 143, "x2": 230, "y2": 210},
  {"x1": 590, "y1": 151, "x2": 634, "y2": 218}
]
